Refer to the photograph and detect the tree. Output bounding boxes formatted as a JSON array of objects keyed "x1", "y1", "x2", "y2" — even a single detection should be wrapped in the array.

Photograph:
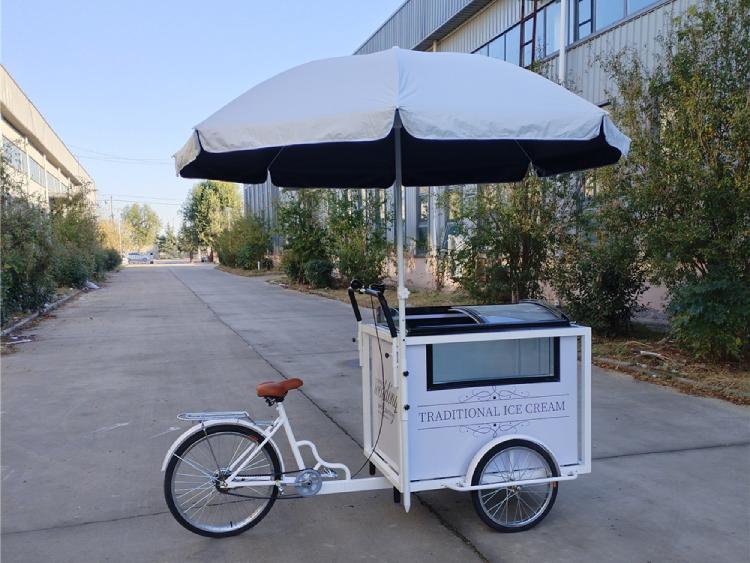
[
  {"x1": 276, "y1": 190, "x2": 330, "y2": 284},
  {"x1": 121, "y1": 203, "x2": 160, "y2": 251},
  {"x1": 214, "y1": 215, "x2": 271, "y2": 269},
  {"x1": 99, "y1": 219, "x2": 121, "y2": 253},
  {"x1": 1, "y1": 156, "x2": 55, "y2": 322},
  {"x1": 177, "y1": 223, "x2": 199, "y2": 261},
  {"x1": 326, "y1": 190, "x2": 390, "y2": 284},
  {"x1": 550, "y1": 173, "x2": 648, "y2": 335},
  {"x1": 156, "y1": 224, "x2": 179, "y2": 259},
  {"x1": 601, "y1": 0, "x2": 750, "y2": 357},
  {"x1": 181, "y1": 181, "x2": 241, "y2": 259},
  {"x1": 448, "y1": 178, "x2": 559, "y2": 303}
]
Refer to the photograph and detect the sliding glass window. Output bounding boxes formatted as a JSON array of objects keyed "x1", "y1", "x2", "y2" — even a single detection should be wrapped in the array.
[
  {"x1": 505, "y1": 25, "x2": 521, "y2": 66},
  {"x1": 595, "y1": 0, "x2": 625, "y2": 30},
  {"x1": 627, "y1": 0, "x2": 656, "y2": 14},
  {"x1": 488, "y1": 34, "x2": 504, "y2": 60}
]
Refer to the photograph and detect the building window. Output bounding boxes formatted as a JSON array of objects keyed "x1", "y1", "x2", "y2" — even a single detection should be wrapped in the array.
[
  {"x1": 595, "y1": 0, "x2": 625, "y2": 30},
  {"x1": 574, "y1": 0, "x2": 593, "y2": 41},
  {"x1": 488, "y1": 34, "x2": 504, "y2": 60},
  {"x1": 570, "y1": 1, "x2": 656, "y2": 42},
  {"x1": 416, "y1": 187, "x2": 430, "y2": 255},
  {"x1": 476, "y1": 0, "x2": 658, "y2": 62},
  {"x1": 522, "y1": 16, "x2": 535, "y2": 66},
  {"x1": 29, "y1": 157, "x2": 44, "y2": 185},
  {"x1": 439, "y1": 187, "x2": 463, "y2": 250},
  {"x1": 522, "y1": 1, "x2": 566, "y2": 65},
  {"x1": 47, "y1": 172, "x2": 61, "y2": 194},
  {"x1": 544, "y1": 1, "x2": 561, "y2": 55},
  {"x1": 627, "y1": 0, "x2": 656, "y2": 14},
  {"x1": 505, "y1": 25, "x2": 521, "y2": 66},
  {"x1": 2, "y1": 136, "x2": 26, "y2": 172}
]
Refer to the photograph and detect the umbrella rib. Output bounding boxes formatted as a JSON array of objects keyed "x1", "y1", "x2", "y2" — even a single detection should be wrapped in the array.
[
  {"x1": 513, "y1": 140, "x2": 536, "y2": 172},
  {"x1": 266, "y1": 146, "x2": 287, "y2": 175}
]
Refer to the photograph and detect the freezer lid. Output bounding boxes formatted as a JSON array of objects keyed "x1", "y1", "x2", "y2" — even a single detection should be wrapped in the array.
[
  {"x1": 452, "y1": 301, "x2": 569, "y2": 325},
  {"x1": 375, "y1": 300, "x2": 571, "y2": 336}
]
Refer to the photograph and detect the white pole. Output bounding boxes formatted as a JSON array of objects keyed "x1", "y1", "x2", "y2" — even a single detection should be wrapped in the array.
[
  {"x1": 559, "y1": 0, "x2": 567, "y2": 85},
  {"x1": 392, "y1": 112, "x2": 410, "y2": 512},
  {"x1": 393, "y1": 117, "x2": 408, "y2": 364}
]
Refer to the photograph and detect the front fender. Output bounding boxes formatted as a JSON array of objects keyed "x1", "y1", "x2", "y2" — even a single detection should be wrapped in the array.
[
  {"x1": 464, "y1": 434, "x2": 560, "y2": 484},
  {"x1": 160, "y1": 419, "x2": 284, "y2": 473}
]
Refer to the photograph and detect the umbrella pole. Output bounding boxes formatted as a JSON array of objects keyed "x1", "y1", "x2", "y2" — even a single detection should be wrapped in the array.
[
  {"x1": 393, "y1": 114, "x2": 411, "y2": 512},
  {"x1": 393, "y1": 118, "x2": 407, "y2": 364}
]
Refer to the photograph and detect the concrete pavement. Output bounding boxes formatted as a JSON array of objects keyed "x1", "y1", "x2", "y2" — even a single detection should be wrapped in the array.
[{"x1": 2, "y1": 264, "x2": 748, "y2": 562}]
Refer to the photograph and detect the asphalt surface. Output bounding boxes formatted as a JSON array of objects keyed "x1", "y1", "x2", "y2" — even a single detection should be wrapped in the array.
[{"x1": 2, "y1": 264, "x2": 748, "y2": 562}]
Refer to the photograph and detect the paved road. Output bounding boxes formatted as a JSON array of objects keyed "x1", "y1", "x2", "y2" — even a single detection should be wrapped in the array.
[{"x1": 2, "y1": 264, "x2": 748, "y2": 562}]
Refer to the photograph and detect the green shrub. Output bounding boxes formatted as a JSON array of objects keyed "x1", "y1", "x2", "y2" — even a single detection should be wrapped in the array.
[
  {"x1": 667, "y1": 270, "x2": 750, "y2": 361},
  {"x1": 1, "y1": 158, "x2": 119, "y2": 324},
  {"x1": 91, "y1": 248, "x2": 120, "y2": 279},
  {"x1": 326, "y1": 191, "x2": 389, "y2": 285},
  {"x1": 600, "y1": 0, "x2": 750, "y2": 354},
  {"x1": 214, "y1": 215, "x2": 271, "y2": 269},
  {"x1": 281, "y1": 250, "x2": 304, "y2": 282},
  {"x1": 448, "y1": 179, "x2": 557, "y2": 303},
  {"x1": 53, "y1": 244, "x2": 91, "y2": 288},
  {"x1": 1, "y1": 177, "x2": 56, "y2": 324},
  {"x1": 276, "y1": 191, "x2": 330, "y2": 283},
  {"x1": 303, "y1": 259, "x2": 333, "y2": 288},
  {"x1": 103, "y1": 248, "x2": 122, "y2": 271},
  {"x1": 551, "y1": 190, "x2": 647, "y2": 336}
]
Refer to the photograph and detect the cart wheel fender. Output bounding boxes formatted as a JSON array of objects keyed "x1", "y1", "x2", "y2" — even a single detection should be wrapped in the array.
[
  {"x1": 160, "y1": 420, "x2": 284, "y2": 473},
  {"x1": 464, "y1": 434, "x2": 560, "y2": 484}
]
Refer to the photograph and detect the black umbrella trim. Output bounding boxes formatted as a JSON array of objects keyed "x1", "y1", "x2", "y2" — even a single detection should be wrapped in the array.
[{"x1": 178, "y1": 123, "x2": 622, "y2": 188}]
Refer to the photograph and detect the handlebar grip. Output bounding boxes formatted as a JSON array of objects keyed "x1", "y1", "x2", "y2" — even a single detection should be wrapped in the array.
[
  {"x1": 347, "y1": 280, "x2": 397, "y2": 338},
  {"x1": 364, "y1": 289, "x2": 397, "y2": 338},
  {"x1": 347, "y1": 287, "x2": 362, "y2": 322}
]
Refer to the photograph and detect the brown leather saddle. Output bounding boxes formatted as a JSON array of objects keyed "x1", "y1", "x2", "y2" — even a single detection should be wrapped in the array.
[{"x1": 256, "y1": 378, "x2": 303, "y2": 402}]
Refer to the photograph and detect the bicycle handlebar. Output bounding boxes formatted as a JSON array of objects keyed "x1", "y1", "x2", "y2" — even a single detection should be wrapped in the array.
[{"x1": 347, "y1": 280, "x2": 397, "y2": 338}]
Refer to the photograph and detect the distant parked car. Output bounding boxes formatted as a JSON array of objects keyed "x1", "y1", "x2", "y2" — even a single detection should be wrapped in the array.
[{"x1": 127, "y1": 252, "x2": 153, "y2": 265}]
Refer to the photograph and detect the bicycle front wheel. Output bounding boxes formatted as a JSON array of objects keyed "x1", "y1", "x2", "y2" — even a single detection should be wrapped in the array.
[{"x1": 164, "y1": 424, "x2": 280, "y2": 538}]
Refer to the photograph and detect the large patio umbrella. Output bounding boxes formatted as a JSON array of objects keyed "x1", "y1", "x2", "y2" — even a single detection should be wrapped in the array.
[{"x1": 174, "y1": 47, "x2": 629, "y2": 505}]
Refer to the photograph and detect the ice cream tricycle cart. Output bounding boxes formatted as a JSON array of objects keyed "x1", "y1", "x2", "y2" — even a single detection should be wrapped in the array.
[{"x1": 162, "y1": 48, "x2": 627, "y2": 537}]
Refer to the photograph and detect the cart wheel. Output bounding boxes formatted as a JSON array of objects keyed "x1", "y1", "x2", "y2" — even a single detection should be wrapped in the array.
[{"x1": 471, "y1": 440, "x2": 558, "y2": 532}]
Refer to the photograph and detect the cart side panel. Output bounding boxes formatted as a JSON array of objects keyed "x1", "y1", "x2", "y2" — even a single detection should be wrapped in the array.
[
  {"x1": 407, "y1": 336, "x2": 579, "y2": 482},
  {"x1": 364, "y1": 331, "x2": 402, "y2": 478}
]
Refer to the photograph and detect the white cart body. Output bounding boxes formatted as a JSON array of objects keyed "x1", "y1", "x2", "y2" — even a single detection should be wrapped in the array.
[{"x1": 358, "y1": 305, "x2": 591, "y2": 508}]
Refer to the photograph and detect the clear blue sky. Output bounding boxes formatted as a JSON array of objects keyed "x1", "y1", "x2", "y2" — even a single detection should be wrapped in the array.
[{"x1": 2, "y1": 0, "x2": 403, "y2": 229}]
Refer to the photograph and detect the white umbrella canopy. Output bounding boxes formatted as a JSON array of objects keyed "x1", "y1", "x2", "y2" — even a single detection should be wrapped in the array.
[{"x1": 175, "y1": 47, "x2": 629, "y2": 187}]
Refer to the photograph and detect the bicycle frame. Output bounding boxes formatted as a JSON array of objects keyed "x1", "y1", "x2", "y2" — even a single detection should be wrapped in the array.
[{"x1": 222, "y1": 402, "x2": 392, "y2": 495}]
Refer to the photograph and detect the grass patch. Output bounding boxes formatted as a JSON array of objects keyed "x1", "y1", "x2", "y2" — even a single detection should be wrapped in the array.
[
  {"x1": 593, "y1": 325, "x2": 749, "y2": 405},
  {"x1": 216, "y1": 265, "x2": 281, "y2": 278},
  {"x1": 267, "y1": 275, "x2": 470, "y2": 310}
]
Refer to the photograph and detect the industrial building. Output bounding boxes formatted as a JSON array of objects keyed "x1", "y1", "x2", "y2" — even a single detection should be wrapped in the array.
[
  {"x1": 1, "y1": 65, "x2": 96, "y2": 205},
  {"x1": 244, "y1": 0, "x2": 695, "y2": 287}
]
